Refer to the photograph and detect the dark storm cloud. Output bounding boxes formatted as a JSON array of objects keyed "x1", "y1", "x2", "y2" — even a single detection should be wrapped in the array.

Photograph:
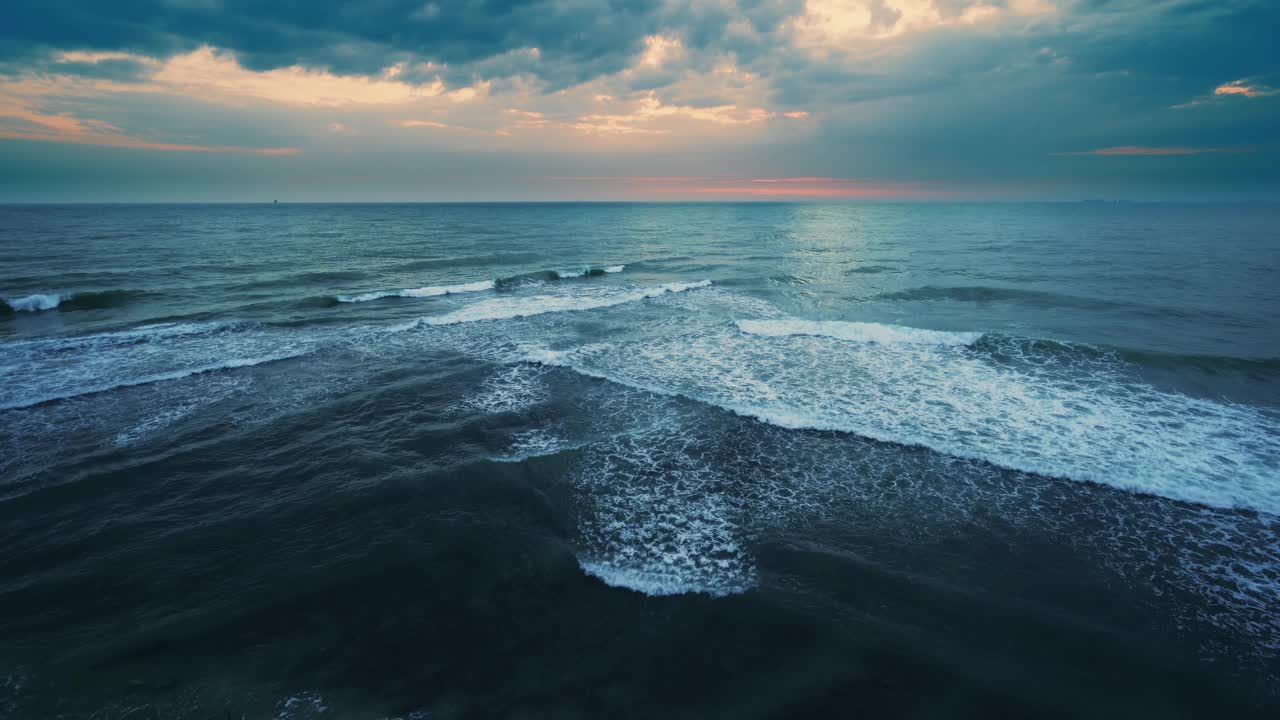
[
  {"x1": 5, "y1": 0, "x2": 1277, "y2": 102},
  {"x1": 3, "y1": 0, "x2": 670, "y2": 87},
  {"x1": 759, "y1": 0, "x2": 1280, "y2": 115},
  {"x1": 0, "y1": 0, "x2": 826, "y2": 91},
  {"x1": 732, "y1": 0, "x2": 1280, "y2": 196},
  {"x1": 42, "y1": 57, "x2": 155, "y2": 82},
  {"x1": 1059, "y1": 1, "x2": 1280, "y2": 84}
]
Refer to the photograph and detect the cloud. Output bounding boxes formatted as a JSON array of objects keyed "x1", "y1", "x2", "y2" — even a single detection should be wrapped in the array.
[
  {"x1": 398, "y1": 119, "x2": 451, "y2": 129},
  {"x1": 0, "y1": 94, "x2": 298, "y2": 154},
  {"x1": 568, "y1": 93, "x2": 777, "y2": 134},
  {"x1": 1, "y1": 0, "x2": 1279, "y2": 199},
  {"x1": 396, "y1": 118, "x2": 500, "y2": 135},
  {"x1": 1213, "y1": 79, "x2": 1279, "y2": 98},
  {"x1": 1173, "y1": 76, "x2": 1280, "y2": 108},
  {"x1": 1, "y1": 0, "x2": 672, "y2": 90},
  {"x1": 787, "y1": 0, "x2": 1053, "y2": 49},
  {"x1": 150, "y1": 48, "x2": 446, "y2": 106}
]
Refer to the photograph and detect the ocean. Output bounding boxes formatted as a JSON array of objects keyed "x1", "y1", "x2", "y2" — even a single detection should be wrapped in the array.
[{"x1": 1, "y1": 202, "x2": 1278, "y2": 718}]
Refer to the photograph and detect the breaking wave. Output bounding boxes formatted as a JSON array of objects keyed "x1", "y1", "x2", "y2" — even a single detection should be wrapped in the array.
[
  {"x1": 334, "y1": 265, "x2": 627, "y2": 303},
  {"x1": 335, "y1": 280, "x2": 495, "y2": 303},
  {"x1": 496, "y1": 264, "x2": 626, "y2": 287},
  {"x1": 421, "y1": 280, "x2": 711, "y2": 327},
  {"x1": 0, "y1": 351, "x2": 309, "y2": 410},
  {"x1": 525, "y1": 315, "x2": 1280, "y2": 516},
  {"x1": 553, "y1": 265, "x2": 626, "y2": 279},
  {"x1": 2, "y1": 290, "x2": 145, "y2": 313},
  {"x1": 0, "y1": 321, "x2": 318, "y2": 411}
]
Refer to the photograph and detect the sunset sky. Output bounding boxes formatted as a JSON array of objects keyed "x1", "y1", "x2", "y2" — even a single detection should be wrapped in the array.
[{"x1": 2, "y1": 1, "x2": 1277, "y2": 201}]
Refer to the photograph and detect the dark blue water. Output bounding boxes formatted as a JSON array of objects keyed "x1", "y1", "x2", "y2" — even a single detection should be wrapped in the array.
[{"x1": 2, "y1": 203, "x2": 1278, "y2": 718}]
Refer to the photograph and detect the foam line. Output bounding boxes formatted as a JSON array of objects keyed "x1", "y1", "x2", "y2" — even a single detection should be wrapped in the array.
[
  {"x1": 425, "y1": 280, "x2": 711, "y2": 326},
  {"x1": 336, "y1": 279, "x2": 495, "y2": 303},
  {"x1": 737, "y1": 319, "x2": 982, "y2": 346}
]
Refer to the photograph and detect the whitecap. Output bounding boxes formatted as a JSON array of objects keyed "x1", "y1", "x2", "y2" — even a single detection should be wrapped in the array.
[
  {"x1": 555, "y1": 265, "x2": 623, "y2": 278},
  {"x1": 579, "y1": 559, "x2": 750, "y2": 597},
  {"x1": 737, "y1": 318, "x2": 982, "y2": 346},
  {"x1": 274, "y1": 691, "x2": 328, "y2": 719},
  {"x1": 0, "y1": 351, "x2": 311, "y2": 411},
  {"x1": 5, "y1": 294, "x2": 62, "y2": 312},
  {"x1": 336, "y1": 279, "x2": 494, "y2": 303},
  {"x1": 527, "y1": 322, "x2": 1280, "y2": 516},
  {"x1": 424, "y1": 280, "x2": 711, "y2": 326}
]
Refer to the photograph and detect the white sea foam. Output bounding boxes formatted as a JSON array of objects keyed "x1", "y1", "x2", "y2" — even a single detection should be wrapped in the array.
[
  {"x1": 737, "y1": 319, "x2": 983, "y2": 346},
  {"x1": 660, "y1": 280, "x2": 711, "y2": 292},
  {"x1": 461, "y1": 364, "x2": 549, "y2": 415},
  {"x1": 603, "y1": 265, "x2": 625, "y2": 273},
  {"x1": 111, "y1": 403, "x2": 198, "y2": 447},
  {"x1": 496, "y1": 427, "x2": 579, "y2": 461},
  {"x1": 383, "y1": 318, "x2": 423, "y2": 333},
  {"x1": 106, "y1": 375, "x2": 251, "y2": 448},
  {"x1": 555, "y1": 269, "x2": 585, "y2": 279},
  {"x1": 527, "y1": 318, "x2": 1280, "y2": 516},
  {"x1": 0, "y1": 321, "x2": 321, "y2": 411},
  {"x1": 520, "y1": 347, "x2": 571, "y2": 365},
  {"x1": 5, "y1": 293, "x2": 62, "y2": 312},
  {"x1": 424, "y1": 280, "x2": 711, "y2": 326},
  {"x1": 274, "y1": 691, "x2": 328, "y2": 719},
  {"x1": 2, "y1": 322, "x2": 228, "y2": 353},
  {"x1": 500, "y1": 352, "x2": 1280, "y2": 645},
  {"x1": 565, "y1": 385, "x2": 1280, "y2": 644},
  {"x1": 578, "y1": 560, "x2": 748, "y2": 597},
  {"x1": 0, "y1": 351, "x2": 310, "y2": 410},
  {"x1": 572, "y1": 429, "x2": 757, "y2": 597},
  {"x1": 337, "y1": 279, "x2": 494, "y2": 303},
  {"x1": 124, "y1": 321, "x2": 226, "y2": 338}
]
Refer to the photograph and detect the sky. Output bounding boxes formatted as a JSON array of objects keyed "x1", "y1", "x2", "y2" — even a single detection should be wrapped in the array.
[{"x1": 1, "y1": 0, "x2": 1277, "y2": 202}]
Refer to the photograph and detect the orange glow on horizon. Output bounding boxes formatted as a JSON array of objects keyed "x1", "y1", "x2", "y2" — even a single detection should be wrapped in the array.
[{"x1": 679, "y1": 184, "x2": 934, "y2": 198}]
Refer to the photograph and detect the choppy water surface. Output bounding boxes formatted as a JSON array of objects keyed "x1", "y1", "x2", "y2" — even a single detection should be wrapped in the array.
[{"x1": 2, "y1": 203, "x2": 1279, "y2": 718}]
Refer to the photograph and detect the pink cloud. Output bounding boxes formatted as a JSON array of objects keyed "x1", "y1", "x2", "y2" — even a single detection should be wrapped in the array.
[
  {"x1": 749, "y1": 176, "x2": 836, "y2": 183},
  {"x1": 1213, "y1": 80, "x2": 1279, "y2": 98},
  {"x1": 397, "y1": 119, "x2": 502, "y2": 135},
  {"x1": 398, "y1": 119, "x2": 450, "y2": 129},
  {"x1": 539, "y1": 176, "x2": 728, "y2": 183}
]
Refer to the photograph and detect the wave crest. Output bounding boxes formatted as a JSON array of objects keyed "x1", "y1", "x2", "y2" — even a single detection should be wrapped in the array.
[
  {"x1": 498, "y1": 264, "x2": 627, "y2": 287},
  {"x1": 425, "y1": 280, "x2": 711, "y2": 326},
  {"x1": 338, "y1": 265, "x2": 628, "y2": 302},
  {"x1": 520, "y1": 315, "x2": 1280, "y2": 516},
  {"x1": 2, "y1": 290, "x2": 143, "y2": 313},
  {"x1": 336, "y1": 280, "x2": 494, "y2": 304}
]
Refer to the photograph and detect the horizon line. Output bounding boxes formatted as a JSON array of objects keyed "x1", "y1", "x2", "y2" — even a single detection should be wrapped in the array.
[{"x1": 3, "y1": 199, "x2": 1277, "y2": 206}]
